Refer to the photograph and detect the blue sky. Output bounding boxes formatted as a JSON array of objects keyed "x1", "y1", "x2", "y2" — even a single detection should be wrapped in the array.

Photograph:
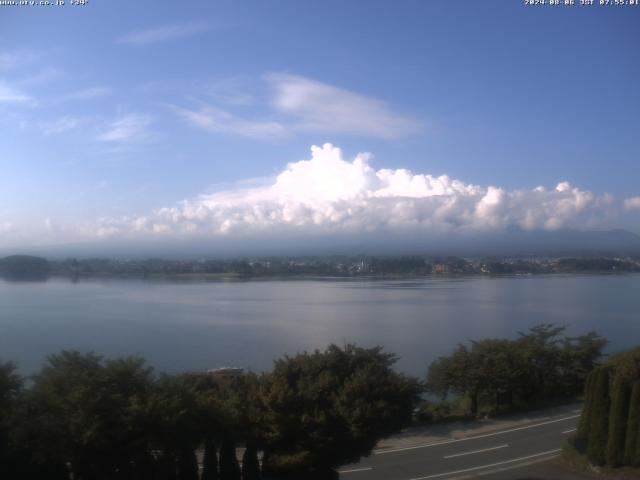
[{"x1": 1, "y1": 0, "x2": 639, "y2": 248}]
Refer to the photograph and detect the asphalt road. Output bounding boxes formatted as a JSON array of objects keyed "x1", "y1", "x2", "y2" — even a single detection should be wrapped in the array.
[{"x1": 339, "y1": 412, "x2": 580, "y2": 480}]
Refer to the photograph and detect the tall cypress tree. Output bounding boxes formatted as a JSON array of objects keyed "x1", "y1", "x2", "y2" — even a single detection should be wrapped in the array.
[
  {"x1": 605, "y1": 374, "x2": 631, "y2": 466},
  {"x1": 157, "y1": 451, "x2": 178, "y2": 480},
  {"x1": 624, "y1": 383, "x2": 640, "y2": 467},
  {"x1": 202, "y1": 437, "x2": 219, "y2": 480},
  {"x1": 241, "y1": 444, "x2": 261, "y2": 480},
  {"x1": 219, "y1": 432, "x2": 241, "y2": 480},
  {"x1": 578, "y1": 370, "x2": 597, "y2": 440},
  {"x1": 177, "y1": 447, "x2": 199, "y2": 480},
  {"x1": 587, "y1": 367, "x2": 611, "y2": 466}
]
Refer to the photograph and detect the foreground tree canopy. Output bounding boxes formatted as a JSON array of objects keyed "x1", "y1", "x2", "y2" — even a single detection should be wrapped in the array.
[
  {"x1": 0, "y1": 344, "x2": 419, "y2": 480},
  {"x1": 426, "y1": 324, "x2": 607, "y2": 415}
]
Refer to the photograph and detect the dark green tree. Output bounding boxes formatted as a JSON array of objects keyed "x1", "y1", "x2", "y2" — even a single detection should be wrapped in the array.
[
  {"x1": 20, "y1": 351, "x2": 155, "y2": 479},
  {"x1": 202, "y1": 436, "x2": 219, "y2": 480},
  {"x1": 623, "y1": 383, "x2": 640, "y2": 467},
  {"x1": 242, "y1": 443, "x2": 261, "y2": 480},
  {"x1": 606, "y1": 374, "x2": 631, "y2": 466},
  {"x1": 516, "y1": 324, "x2": 566, "y2": 400},
  {"x1": 587, "y1": 366, "x2": 612, "y2": 466},
  {"x1": 427, "y1": 345, "x2": 481, "y2": 415},
  {"x1": 219, "y1": 431, "x2": 241, "y2": 480},
  {"x1": 260, "y1": 344, "x2": 421, "y2": 476},
  {"x1": 177, "y1": 447, "x2": 199, "y2": 480},
  {"x1": 577, "y1": 369, "x2": 597, "y2": 440}
]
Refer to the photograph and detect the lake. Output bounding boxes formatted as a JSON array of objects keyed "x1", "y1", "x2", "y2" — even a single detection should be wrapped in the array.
[{"x1": 1, "y1": 274, "x2": 639, "y2": 377}]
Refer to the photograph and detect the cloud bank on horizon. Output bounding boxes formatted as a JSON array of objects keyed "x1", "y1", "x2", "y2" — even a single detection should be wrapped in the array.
[{"x1": 78, "y1": 143, "x2": 635, "y2": 243}]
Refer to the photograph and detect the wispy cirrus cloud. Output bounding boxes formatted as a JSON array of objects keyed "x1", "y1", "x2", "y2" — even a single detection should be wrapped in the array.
[
  {"x1": 0, "y1": 51, "x2": 39, "y2": 71},
  {"x1": 173, "y1": 105, "x2": 289, "y2": 140},
  {"x1": 0, "y1": 82, "x2": 32, "y2": 104},
  {"x1": 40, "y1": 116, "x2": 82, "y2": 135},
  {"x1": 267, "y1": 74, "x2": 423, "y2": 139},
  {"x1": 61, "y1": 86, "x2": 111, "y2": 102},
  {"x1": 20, "y1": 67, "x2": 64, "y2": 86},
  {"x1": 175, "y1": 74, "x2": 423, "y2": 140},
  {"x1": 96, "y1": 113, "x2": 153, "y2": 143},
  {"x1": 117, "y1": 22, "x2": 209, "y2": 46}
]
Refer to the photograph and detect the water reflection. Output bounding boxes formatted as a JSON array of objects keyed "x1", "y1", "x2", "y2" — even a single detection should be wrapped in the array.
[{"x1": 1, "y1": 274, "x2": 639, "y2": 377}]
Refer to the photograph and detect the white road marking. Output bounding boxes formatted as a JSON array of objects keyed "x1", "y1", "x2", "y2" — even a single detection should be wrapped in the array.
[
  {"x1": 562, "y1": 428, "x2": 577, "y2": 434},
  {"x1": 409, "y1": 449, "x2": 562, "y2": 480},
  {"x1": 443, "y1": 444, "x2": 508, "y2": 459},
  {"x1": 339, "y1": 467, "x2": 373, "y2": 474},
  {"x1": 375, "y1": 414, "x2": 579, "y2": 455}
]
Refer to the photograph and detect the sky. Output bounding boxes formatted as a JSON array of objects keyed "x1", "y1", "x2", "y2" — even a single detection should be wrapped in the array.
[{"x1": 1, "y1": 0, "x2": 639, "y2": 252}]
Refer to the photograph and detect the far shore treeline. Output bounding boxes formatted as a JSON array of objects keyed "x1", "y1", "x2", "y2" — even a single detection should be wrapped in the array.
[
  {"x1": 1, "y1": 254, "x2": 640, "y2": 281},
  {"x1": 0, "y1": 325, "x2": 615, "y2": 480}
]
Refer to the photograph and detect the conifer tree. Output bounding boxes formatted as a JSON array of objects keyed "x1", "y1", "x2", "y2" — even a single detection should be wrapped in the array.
[
  {"x1": 219, "y1": 431, "x2": 241, "y2": 480},
  {"x1": 605, "y1": 374, "x2": 631, "y2": 466},
  {"x1": 177, "y1": 447, "x2": 199, "y2": 480},
  {"x1": 578, "y1": 369, "x2": 596, "y2": 439},
  {"x1": 587, "y1": 367, "x2": 611, "y2": 466},
  {"x1": 242, "y1": 444, "x2": 261, "y2": 480},
  {"x1": 202, "y1": 437, "x2": 219, "y2": 480},
  {"x1": 624, "y1": 383, "x2": 640, "y2": 467}
]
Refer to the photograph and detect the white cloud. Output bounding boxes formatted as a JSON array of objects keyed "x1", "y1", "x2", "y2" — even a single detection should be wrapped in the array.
[
  {"x1": 21, "y1": 67, "x2": 64, "y2": 85},
  {"x1": 62, "y1": 86, "x2": 111, "y2": 101},
  {"x1": 175, "y1": 74, "x2": 422, "y2": 140},
  {"x1": 117, "y1": 22, "x2": 208, "y2": 46},
  {"x1": 174, "y1": 105, "x2": 289, "y2": 140},
  {"x1": 0, "y1": 82, "x2": 31, "y2": 103},
  {"x1": 96, "y1": 113, "x2": 153, "y2": 143},
  {"x1": 92, "y1": 144, "x2": 622, "y2": 239},
  {"x1": 624, "y1": 197, "x2": 640, "y2": 211},
  {"x1": 267, "y1": 74, "x2": 423, "y2": 139},
  {"x1": 0, "y1": 52, "x2": 38, "y2": 71},
  {"x1": 0, "y1": 222, "x2": 14, "y2": 234},
  {"x1": 40, "y1": 116, "x2": 81, "y2": 135}
]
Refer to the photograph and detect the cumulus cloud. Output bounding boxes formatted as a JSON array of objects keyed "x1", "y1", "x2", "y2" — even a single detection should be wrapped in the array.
[
  {"x1": 92, "y1": 144, "x2": 621, "y2": 240},
  {"x1": 96, "y1": 113, "x2": 153, "y2": 143},
  {"x1": 624, "y1": 197, "x2": 640, "y2": 211},
  {"x1": 267, "y1": 74, "x2": 422, "y2": 139},
  {"x1": 117, "y1": 22, "x2": 208, "y2": 46}
]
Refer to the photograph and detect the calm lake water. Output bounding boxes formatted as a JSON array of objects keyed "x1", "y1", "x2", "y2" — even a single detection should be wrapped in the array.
[{"x1": 1, "y1": 274, "x2": 639, "y2": 377}]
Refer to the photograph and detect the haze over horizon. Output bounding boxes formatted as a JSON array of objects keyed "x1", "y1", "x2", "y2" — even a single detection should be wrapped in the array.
[{"x1": 2, "y1": 1, "x2": 640, "y2": 254}]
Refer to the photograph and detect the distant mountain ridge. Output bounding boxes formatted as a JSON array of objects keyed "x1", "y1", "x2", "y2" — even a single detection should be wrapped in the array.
[{"x1": 1, "y1": 228, "x2": 639, "y2": 259}]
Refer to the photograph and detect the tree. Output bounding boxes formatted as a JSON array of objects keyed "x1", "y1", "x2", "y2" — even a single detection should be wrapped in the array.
[
  {"x1": 202, "y1": 436, "x2": 219, "y2": 480},
  {"x1": 561, "y1": 331, "x2": 608, "y2": 396},
  {"x1": 517, "y1": 324, "x2": 566, "y2": 400},
  {"x1": 606, "y1": 374, "x2": 631, "y2": 466},
  {"x1": 427, "y1": 345, "x2": 481, "y2": 415},
  {"x1": 577, "y1": 369, "x2": 597, "y2": 440},
  {"x1": 260, "y1": 344, "x2": 421, "y2": 475},
  {"x1": 242, "y1": 443, "x2": 261, "y2": 480},
  {"x1": 623, "y1": 383, "x2": 640, "y2": 467},
  {"x1": 177, "y1": 447, "x2": 199, "y2": 480},
  {"x1": 468, "y1": 339, "x2": 525, "y2": 413},
  {"x1": 19, "y1": 351, "x2": 155, "y2": 479},
  {"x1": 587, "y1": 367, "x2": 612, "y2": 466},
  {"x1": 219, "y1": 431, "x2": 241, "y2": 480}
]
